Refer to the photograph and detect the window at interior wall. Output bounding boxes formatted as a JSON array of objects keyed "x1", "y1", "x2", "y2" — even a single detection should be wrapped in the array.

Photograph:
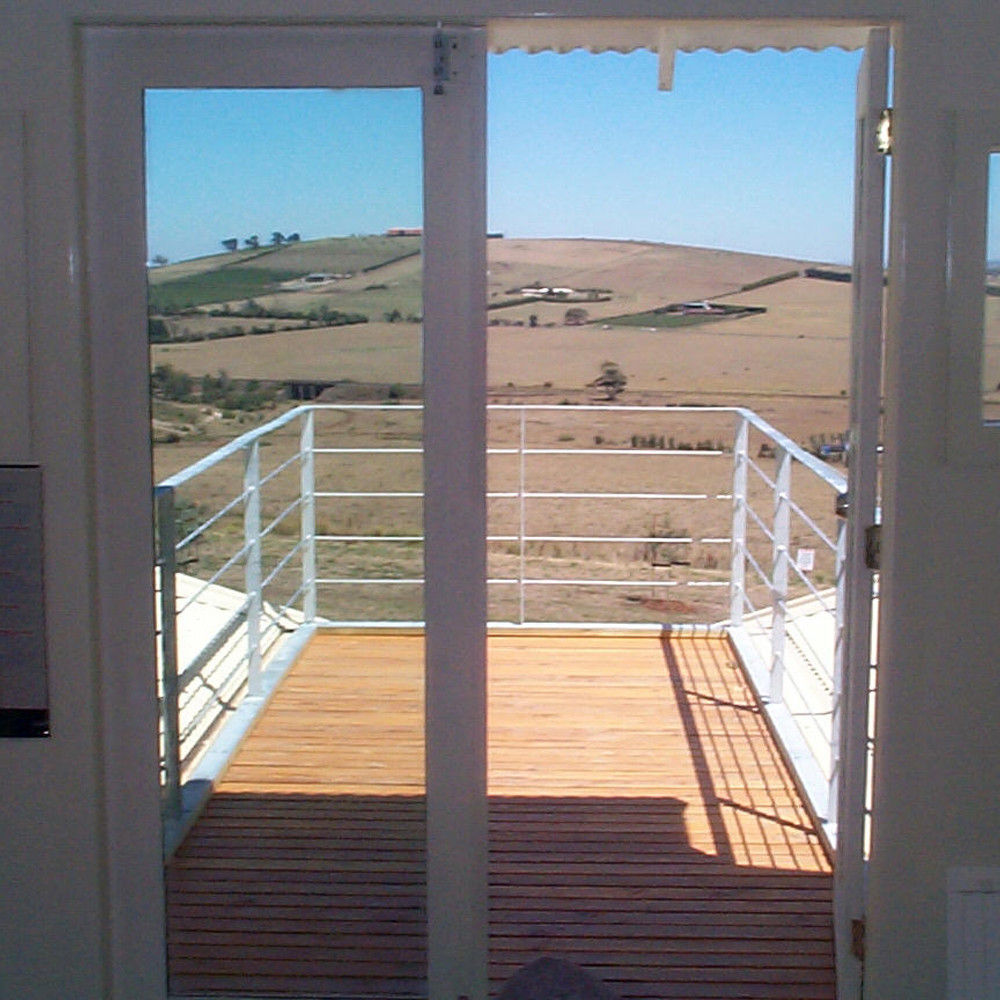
[{"x1": 984, "y1": 152, "x2": 1000, "y2": 424}]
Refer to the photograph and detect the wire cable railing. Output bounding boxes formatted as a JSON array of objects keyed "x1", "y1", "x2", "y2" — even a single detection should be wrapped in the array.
[{"x1": 155, "y1": 402, "x2": 850, "y2": 848}]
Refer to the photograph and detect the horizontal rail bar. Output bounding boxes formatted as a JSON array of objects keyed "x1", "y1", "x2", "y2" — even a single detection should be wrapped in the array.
[
  {"x1": 790, "y1": 500, "x2": 838, "y2": 552},
  {"x1": 309, "y1": 533, "x2": 732, "y2": 545},
  {"x1": 488, "y1": 578, "x2": 729, "y2": 588},
  {"x1": 313, "y1": 447, "x2": 422, "y2": 454},
  {"x1": 745, "y1": 502, "x2": 777, "y2": 544},
  {"x1": 259, "y1": 497, "x2": 302, "y2": 542},
  {"x1": 790, "y1": 564, "x2": 838, "y2": 612},
  {"x1": 261, "y1": 538, "x2": 306, "y2": 592},
  {"x1": 489, "y1": 447, "x2": 726, "y2": 457},
  {"x1": 176, "y1": 542, "x2": 251, "y2": 615},
  {"x1": 176, "y1": 489, "x2": 248, "y2": 552},
  {"x1": 488, "y1": 403, "x2": 740, "y2": 413},
  {"x1": 505, "y1": 534, "x2": 699, "y2": 544},
  {"x1": 316, "y1": 534, "x2": 424, "y2": 542},
  {"x1": 743, "y1": 547, "x2": 772, "y2": 591},
  {"x1": 315, "y1": 491, "x2": 423, "y2": 499},
  {"x1": 746, "y1": 456, "x2": 779, "y2": 492},
  {"x1": 159, "y1": 406, "x2": 310, "y2": 489},
  {"x1": 273, "y1": 581, "x2": 308, "y2": 619},
  {"x1": 258, "y1": 450, "x2": 302, "y2": 489},
  {"x1": 512, "y1": 491, "x2": 722, "y2": 500},
  {"x1": 315, "y1": 576, "x2": 729, "y2": 588}
]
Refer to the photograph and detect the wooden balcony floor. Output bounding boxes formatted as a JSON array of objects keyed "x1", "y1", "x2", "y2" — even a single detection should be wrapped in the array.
[{"x1": 167, "y1": 631, "x2": 834, "y2": 1000}]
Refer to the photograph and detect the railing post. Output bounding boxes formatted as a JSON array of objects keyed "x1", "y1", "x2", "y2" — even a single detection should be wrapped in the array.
[
  {"x1": 828, "y1": 514, "x2": 849, "y2": 829},
  {"x1": 518, "y1": 406, "x2": 527, "y2": 625},
  {"x1": 300, "y1": 408, "x2": 317, "y2": 623},
  {"x1": 155, "y1": 484, "x2": 182, "y2": 828},
  {"x1": 770, "y1": 445, "x2": 792, "y2": 704},
  {"x1": 244, "y1": 440, "x2": 263, "y2": 697},
  {"x1": 729, "y1": 414, "x2": 749, "y2": 626}
]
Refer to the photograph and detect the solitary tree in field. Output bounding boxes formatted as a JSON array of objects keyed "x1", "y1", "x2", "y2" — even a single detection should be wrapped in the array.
[
  {"x1": 151, "y1": 254, "x2": 168, "y2": 267},
  {"x1": 221, "y1": 238, "x2": 238, "y2": 252},
  {"x1": 244, "y1": 235, "x2": 260, "y2": 250},
  {"x1": 271, "y1": 231, "x2": 285, "y2": 245},
  {"x1": 589, "y1": 360, "x2": 627, "y2": 400},
  {"x1": 564, "y1": 306, "x2": 589, "y2": 326}
]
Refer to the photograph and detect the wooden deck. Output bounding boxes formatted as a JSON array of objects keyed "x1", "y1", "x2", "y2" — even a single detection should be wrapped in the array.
[{"x1": 167, "y1": 631, "x2": 835, "y2": 1000}]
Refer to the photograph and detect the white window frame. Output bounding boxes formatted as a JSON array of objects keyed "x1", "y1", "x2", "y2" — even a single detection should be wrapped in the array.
[{"x1": 947, "y1": 110, "x2": 1000, "y2": 465}]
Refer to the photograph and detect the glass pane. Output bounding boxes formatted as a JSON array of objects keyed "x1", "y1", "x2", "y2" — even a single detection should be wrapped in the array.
[
  {"x1": 985, "y1": 152, "x2": 1000, "y2": 422},
  {"x1": 487, "y1": 49, "x2": 856, "y2": 626},
  {"x1": 486, "y1": 48, "x2": 850, "y2": 999},
  {"x1": 146, "y1": 87, "x2": 427, "y2": 998}
]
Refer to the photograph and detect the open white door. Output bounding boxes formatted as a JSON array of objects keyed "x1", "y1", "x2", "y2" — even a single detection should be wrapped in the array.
[
  {"x1": 84, "y1": 25, "x2": 487, "y2": 1000},
  {"x1": 833, "y1": 25, "x2": 889, "y2": 1000}
]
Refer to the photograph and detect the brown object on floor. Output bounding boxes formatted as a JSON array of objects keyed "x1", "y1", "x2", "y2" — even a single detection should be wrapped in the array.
[{"x1": 499, "y1": 956, "x2": 619, "y2": 1000}]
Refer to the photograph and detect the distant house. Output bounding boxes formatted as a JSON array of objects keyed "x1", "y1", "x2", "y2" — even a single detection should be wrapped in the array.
[
  {"x1": 520, "y1": 286, "x2": 574, "y2": 298},
  {"x1": 385, "y1": 227, "x2": 423, "y2": 237}
]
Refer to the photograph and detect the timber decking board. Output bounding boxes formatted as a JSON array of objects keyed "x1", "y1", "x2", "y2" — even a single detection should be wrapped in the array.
[{"x1": 167, "y1": 632, "x2": 834, "y2": 1000}]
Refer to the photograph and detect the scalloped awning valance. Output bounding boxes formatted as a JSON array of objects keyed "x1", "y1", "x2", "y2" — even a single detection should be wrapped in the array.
[{"x1": 487, "y1": 19, "x2": 874, "y2": 89}]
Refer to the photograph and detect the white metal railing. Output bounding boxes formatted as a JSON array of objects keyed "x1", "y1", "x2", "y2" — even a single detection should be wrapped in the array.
[
  {"x1": 485, "y1": 404, "x2": 733, "y2": 625},
  {"x1": 155, "y1": 403, "x2": 848, "y2": 845},
  {"x1": 725, "y1": 408, "x2": 849, "y2": 842},
  {"x1": 155, "y1": 406, "x2": 315, "y2": 824}
]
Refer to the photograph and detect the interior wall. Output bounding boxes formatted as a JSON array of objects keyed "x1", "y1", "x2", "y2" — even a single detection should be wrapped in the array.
[
  {"x1": 868, "y1": 4, "x2": 1000, "y2": 997},
  {"x1": 0, "y1": 5, "x2": 110, "y2": 998},
  {"x1": 1, "y1": 2, "x2": 999, "y2": 999}
]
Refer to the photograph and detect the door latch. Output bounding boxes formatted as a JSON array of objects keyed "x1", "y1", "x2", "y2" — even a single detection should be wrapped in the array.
[
  {"x1": 864, "y1": 524, "x2": 881, "y2": 570},
  {"x1": 433, "y1": 31, "x2": 457, "y2": 95},
  {"x1": 851, "y1": 918, "x2": 866, "y2": 960},
  {"x1": 876, "y1": 108, "x2": 893, "y2": 154}
]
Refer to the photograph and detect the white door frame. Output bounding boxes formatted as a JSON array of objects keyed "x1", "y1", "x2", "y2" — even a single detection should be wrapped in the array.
[
  {"x1": 83, "y1": 25, "x2": 488, "y2": 1000},
  {"x1": 834, "y1": 25, "x2": 890, "y2": 1000}
]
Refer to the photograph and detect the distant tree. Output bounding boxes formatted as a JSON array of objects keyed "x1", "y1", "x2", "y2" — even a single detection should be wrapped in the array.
[
  {"x1": 286, "y1": 232, "x2": 301, "y2": 242},
  {"x1": 244, "y1": 235, "x2": 259, "y2": 250},
  {"x1": 564, "y1": 307, "x2": 589, "y2": 326},
  {"x1": 237, "y1": 299, "x2": 266, "y2": 318},
  {"x1": 148, "y1": 317, "x2": 170, "y2": 343},
  {"x1": 383, "y1": 308, "x2": 403, "y2": 323},
  {"x1": 271, "y1": 231, "x2": 285, "y2": 245},
  {"x1": 528, "y1": 314, "x2": 539, "y2": 328},
  {"x1": 150, "y1": 254, "x2": 169, "y2": 267},
  {"x1": 151, "y1": 363, "x2": 193, "y2": 401},
  {"x1": 589, "y1": 360, "x2": 627, "y2": 400},
  {"x1": 221, "y1": 238, "x2": 238, "y2": 252}
]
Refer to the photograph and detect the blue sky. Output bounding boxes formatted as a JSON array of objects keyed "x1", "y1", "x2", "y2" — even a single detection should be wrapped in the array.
[{"x1": 145, "y1": 47, "x2": 865, "y2": 266}]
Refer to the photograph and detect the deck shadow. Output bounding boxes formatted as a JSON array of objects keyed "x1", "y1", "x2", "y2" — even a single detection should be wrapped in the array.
[
  {"x1": 167, "y1": 631, "x2": 835, "y2": 999},
  {"x1": 167, "y1": 791, "x2": 834, "y2": 999}
]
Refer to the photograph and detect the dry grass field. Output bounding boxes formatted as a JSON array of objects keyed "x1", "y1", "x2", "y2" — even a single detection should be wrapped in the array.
[
  {"x1": 151, "y1": 238, "x2": 854, "y2": 440},
  {"x1": 158, "y1": 404, "x2": 842, "y2": 626},
  {"x1": 152, "y1": 238, "x2": 853, "y2": 625}
]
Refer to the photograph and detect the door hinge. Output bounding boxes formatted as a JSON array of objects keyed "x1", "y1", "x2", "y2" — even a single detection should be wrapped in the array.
[
  {"x1": 876, "y1": 108, "x2": 893, "y2": 155},
  {"x1": 864, "y1": 523, "x2": 881, "y2": 570},
  {"x1": 433, "y1": 31, "x2": 457, "y2": 95},
  {"x1": 851, "y1": 918, "x2": 866, "y2": 961}
]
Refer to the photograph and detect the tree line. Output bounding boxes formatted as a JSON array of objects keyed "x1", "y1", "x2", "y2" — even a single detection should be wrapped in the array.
[{"x1": 221, "y1": 232, "x2": 301, "y2": 252}]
